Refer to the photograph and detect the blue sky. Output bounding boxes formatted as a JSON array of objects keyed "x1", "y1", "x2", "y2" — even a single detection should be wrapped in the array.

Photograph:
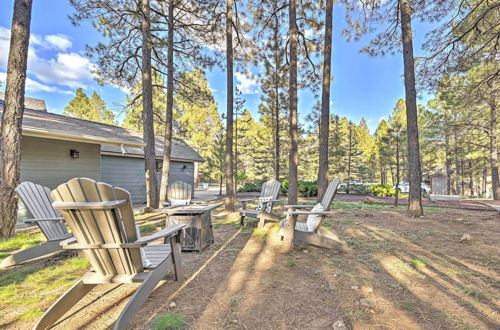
[{"x1": 0, "y1": 0, "x2": 435, "y2": 132}]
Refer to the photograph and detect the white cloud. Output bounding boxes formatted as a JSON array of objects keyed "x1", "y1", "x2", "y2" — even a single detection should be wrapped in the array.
[
  {"x1": 235, "y1": 72, "x2": 258, "y2": 94},
  {"x1": 0, "y1": 26, "x2": 92, "y2": 91},
  {"x1": 0, "y1": 72, "x2": 74, "y2": 95},
  {"x1": 30, "y1": 52, "x2": 94, "y2": 89},
  {"x1": 44, "y1": 34, "x2": 72, "y2": 51}
]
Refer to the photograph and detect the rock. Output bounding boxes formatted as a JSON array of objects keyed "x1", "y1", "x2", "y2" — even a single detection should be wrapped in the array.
[
  {"x1": 360, "y1": 285, "x2": 373, "y2": 296},
  {"x1": 302, "y1": 249, "x2": 309, "y2": 254},
  {"x1": 231, "y1": 319, "x2": 238, "y2": 324},
  {"x1": 169, "y1": 301, "x2": 176, "y2": 308},
  {"x1": 333, "y1": 320, "x2": 347, "y2": 330},
  {"x1": 364, "y1": 197, "x2": 385, "y2": 205},
  {"x1": 460, "y1": 233, "x2": 472, "y2": 242},
  {"x1": 359, "y1": 297, "x2": 377, "y2": 309},
  {"x1": 351, "y1": 285, "x2": 359, "y2": 290}
]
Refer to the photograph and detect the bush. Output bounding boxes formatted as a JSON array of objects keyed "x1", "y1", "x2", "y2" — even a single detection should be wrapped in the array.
[
  {"x1": 281, "y1": 179, "x2": 318, "y2": 197},
  {"x1": 338, "y1": 184, "x2": 370, "y2": 195},
  {"x1": 368, "y1": 184, "x2": 395, "y2": 197},
  {"x1": 237, "y1": 180, "x2": 264, "y2": 192}
]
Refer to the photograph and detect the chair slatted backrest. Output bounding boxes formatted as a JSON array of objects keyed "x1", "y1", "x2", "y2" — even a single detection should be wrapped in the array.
[
  {"x1": 320, "y1": 178, "x2": 340, "y2": 211},
  {"x1": 261, "y1": 179, "x2": 281, "y2": 200},
  {"x1": 51, "y1": 178, "x2": 143, "y2": 277},
  {"x1": 255, "y1": 179, "x2": 281, "y2": 212},
  {"x1": 306, "y1": 178, "x2": 341, "y2": 232},
  {"x1": 167, "y1": 181, "x2": 192, "y2": 202},
  {"x1": 16, "y1": 182, "x2": 68, "y2": 241}
]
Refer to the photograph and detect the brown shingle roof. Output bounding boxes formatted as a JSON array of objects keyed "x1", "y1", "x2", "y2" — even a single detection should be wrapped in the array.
[{"x1": 0, "y1": 97, "x2": 204, "y2": 162}]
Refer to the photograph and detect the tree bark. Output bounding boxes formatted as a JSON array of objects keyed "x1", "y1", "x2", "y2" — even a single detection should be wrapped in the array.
[
  {"x1": 444, "y1": 120, "x2": 451, "y2": 195},
  {"x1": 225, "y1": 0, "x2": 235, "y2": 212},
  {"x1": 159, "y1": 0, "x2": 175, "y2": 205},
  {"x1": 395, "y1": 134, "x2": 400, "y2": 206},
  {"x1": 346, "y1": 122, "x2": 353, "y2": 194},
  {"x1": 141, "y1": 0, "x2": 159, "y2": 209},
  {"x1": 399, "y1": 0, "x2": 423, "y2": 217},
  {"x1": 0, "y1": 0, "x2": 33, "y2": 238},
  {"x1": 488, "y1": 99, "x2": 499, "y2": 200},
  {"x1": 281, "y1": 0, "x2": 298, "y2": 253},
  {"x1": 317, "y1": 0, "x2": 333, "y2": 202},
  {"x1": 274, "y1": 20, "x2": 280, "y2": 181}
]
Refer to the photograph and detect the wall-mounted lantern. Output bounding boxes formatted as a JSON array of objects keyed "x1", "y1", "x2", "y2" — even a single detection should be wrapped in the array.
[{"x1": 70, "y1": 149, "x2": 80, "y2": 159}]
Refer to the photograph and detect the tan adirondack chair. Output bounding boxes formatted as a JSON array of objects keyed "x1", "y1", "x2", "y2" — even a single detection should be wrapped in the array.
[
  {"x1": 34, "y1": 178, "x2": 184, "y2": 330},
  {"x1": 0, "y1": 182, "x2": 72, "y2": 268},
  {"x1": 163, "y1": 181, "x2": 193, "y2": 206},
  {"x1": 239, "y1": 179, "x2": 281, "y2": 227},
  {"x1": 280, "y1": 178, "x2": 349, "y2": 252}
]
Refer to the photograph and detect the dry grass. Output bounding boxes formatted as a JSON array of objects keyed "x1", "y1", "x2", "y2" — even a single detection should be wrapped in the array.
[{"x1": 0, "y1": 203, "x2": 498, "y2": 329}]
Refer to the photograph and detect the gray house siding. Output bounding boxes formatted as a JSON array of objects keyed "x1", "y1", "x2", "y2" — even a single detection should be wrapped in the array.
[
  {"x1": 101, "y1": 155, "x2": 194, "y2": 203},
  {"x1": 17, "y1": 136, "x2": 101, "y2": 225},
  {"x1": 20, "y1": 136, "x2": 101, "y2": 187}
]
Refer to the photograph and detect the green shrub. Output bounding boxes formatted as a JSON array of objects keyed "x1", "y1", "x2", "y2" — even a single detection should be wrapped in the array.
[
  {"x1": 368, "y1": 184, "x2": 395, "y2": 197},
  {"x1": 237, "y1": 180, "x2": 265, "y2": 192},
  {"x1": 281, "y1": 179, "x2": 318, "y2": 197},
  {"x1": 338, "y1": 184, "x2": 370, "y2": 195}
]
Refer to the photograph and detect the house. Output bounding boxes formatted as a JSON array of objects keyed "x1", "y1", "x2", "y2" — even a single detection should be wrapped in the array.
[{"x1": 0, "y1": 95, "x2": 204, "y2": 221}]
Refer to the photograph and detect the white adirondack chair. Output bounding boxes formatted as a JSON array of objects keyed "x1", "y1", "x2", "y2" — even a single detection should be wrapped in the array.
[
  {"x1": 280, "y1": 178, "x2": 349, "y2": 252},
  {"x1": 163, "y1": 181, "x2": 193, "y2": 206},
  {"x1": 239, "y1": 179, "x2": 281, "y2": 227},
  {"x1": 34, "y1": 178, "x2": 184, "y2": 330},
  {"x1": 0, "y1": 182, "x2": 72, "y2": 268}
]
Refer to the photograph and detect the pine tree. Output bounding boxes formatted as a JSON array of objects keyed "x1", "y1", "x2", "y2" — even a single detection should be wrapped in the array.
[
  {"x1": 0, "y1": 0, "x2": 33, "y2": 238},
  {"x1": 64, "y1": 88, "x2": 117, "y2": 124}
]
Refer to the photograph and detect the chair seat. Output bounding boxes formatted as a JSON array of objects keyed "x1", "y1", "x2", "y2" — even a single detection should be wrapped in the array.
[
  {"x1": 279, "y1": 219, "x2": 312, "y2": 232},
  {"x1": 143, "y1": 244, "x2": 172, "y2": 269},
  {"x1": 240, "y1": 210, "x2": 258, "y2": 218}
]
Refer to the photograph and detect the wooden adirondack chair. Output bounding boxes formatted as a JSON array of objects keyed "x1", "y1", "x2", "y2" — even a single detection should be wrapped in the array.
[
  {"x1": 239, "y1": 179, "x2": 281, "y2": 227},
  {"x1": 280, "y1": 178, "x2": 349, "y2": 252},
  {"x1": 163, "y1": 181, "x2": 193, "y2": 206},
  {"x1": 0, "y1": 182, "x2": 72, "y2": 268},
  {"x1": 34, "y1": 178, "x2": 184, "y2": 330}
]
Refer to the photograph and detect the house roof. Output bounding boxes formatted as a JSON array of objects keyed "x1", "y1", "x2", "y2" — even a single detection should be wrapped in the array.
[
  {"x1": 101, "y1": 138, "x2": 205, "y2": 163},
  {"x1": 0, "y1": 92, "x2": 47, "y2": 111},
  {"x1": 0, "y1": 96, "x2": 204, "y2": 163}
]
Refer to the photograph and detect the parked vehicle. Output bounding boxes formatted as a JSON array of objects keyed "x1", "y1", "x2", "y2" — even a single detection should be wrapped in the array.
[{"x1": 394, "y1": 182, "x2": 431, "y2": 195}]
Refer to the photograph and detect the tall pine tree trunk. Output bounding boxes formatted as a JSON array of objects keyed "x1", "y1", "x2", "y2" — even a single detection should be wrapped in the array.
[
  {"x1": 159, "y1": 0, "x2": 175, "y2": 204},
  {"x1": 287, "y1": 0, "x2": 299, "y2": 205},
  {"x1": 317, "y1": 0, "x2": 333, "y2": 202},
  {"x1": 281, "y1": 0, "x2": 298, "y2": 253},
  {"x1": 399, "y1": 0, "x2": 423, "y2": 216},
  {"x1": 274, "y1": 21, "x2": 280, "y2": 181},
  {"x1": 0, "y1": 0, "x2": 33, "y2": 238},
  {"x1": 488, "y1": 99, "x2": 499, "y2": 200},
  {"x1": 395, "y1": 135, "x2": 400, "y2": 206},
  {"x1": 444, "y1": 123, "x2": 452, "y2": 195},
  {"x1": 141, "y1": 0, "x2": 159, "y2": 209},
  {"x1": 225, "y1": 0, "x2": 235, "y2": 212}
]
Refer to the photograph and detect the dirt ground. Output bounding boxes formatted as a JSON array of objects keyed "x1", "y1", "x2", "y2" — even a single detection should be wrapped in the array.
[{"x1": 3, "y1": 204, "x2": 499, "y2": 329}]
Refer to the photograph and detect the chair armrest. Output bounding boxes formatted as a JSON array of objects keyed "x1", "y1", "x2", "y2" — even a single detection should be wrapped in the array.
[
  {"x1": 238, "y1": 198, "x2": 255, "y2": 202},
  {"x1": 286, "y1": 211, "x2": 332, "y2": 216},
  {"x1": 25, "y1": 217, "x2": 64, "y2": 224},
  {"x1": 135, "y1": 223, "x2": 185, "y2": 244},
  {"x1": 60, "y1": 224, "x2": 186, "y2": 250},
  {"x1": 284, "y1": 204, "x2": 314, "y2": 209}
]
